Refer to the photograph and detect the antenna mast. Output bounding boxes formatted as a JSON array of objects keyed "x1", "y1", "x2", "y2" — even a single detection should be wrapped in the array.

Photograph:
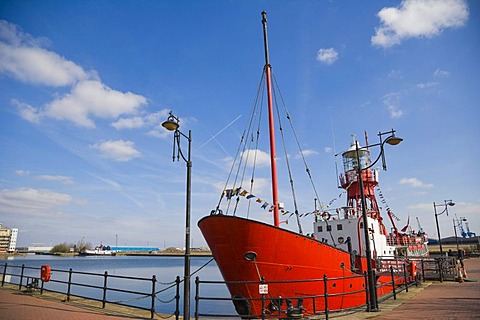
[{"x1": 261, "y1": 11, "x2": 280, "y2": 227}]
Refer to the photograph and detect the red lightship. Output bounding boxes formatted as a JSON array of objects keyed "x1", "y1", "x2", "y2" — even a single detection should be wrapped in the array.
[{"x1": 199, "y1": 12, "x2": 424, "y2": 318}]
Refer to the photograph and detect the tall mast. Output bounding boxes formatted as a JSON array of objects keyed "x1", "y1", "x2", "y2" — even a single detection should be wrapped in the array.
[{"x1": 261, "y1": 11, "x2": 280, "y2": 227}]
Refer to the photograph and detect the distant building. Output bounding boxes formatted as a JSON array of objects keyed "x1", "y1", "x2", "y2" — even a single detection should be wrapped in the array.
[
  {"x1": 0, "y1": 224, "x2": 18, "y2": 253},
  {"x1": 27, "y1": 246, "x2": 54, "y2": 253},
  {"x1": 109, "y1": 246, "x2": 160, "y2": 252},
  {"x1": 9, "y1": 228, "x2": 18, "y2": 252}
]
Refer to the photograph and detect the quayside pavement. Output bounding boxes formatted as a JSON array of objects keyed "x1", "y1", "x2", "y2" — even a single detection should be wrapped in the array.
[
  {"x1": 0, "y1": 258, "x2": 479, "y2": 320},
  {"x1": 336, "y1": 257, "x2": 480, "y2": 320},
  {"x1": 0, "y1": 286, "x2": 167, "y2": 320}
]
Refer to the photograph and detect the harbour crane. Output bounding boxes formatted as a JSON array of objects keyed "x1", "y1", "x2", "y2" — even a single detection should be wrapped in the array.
[{"x1": 465, "y1": 220, "x2": 476, "y2": 238}]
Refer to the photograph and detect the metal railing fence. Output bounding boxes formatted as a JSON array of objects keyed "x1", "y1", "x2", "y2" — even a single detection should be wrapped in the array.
[
  {"x1": 1, "y1": 263, "x2": 181, "y2": 319},
  {"x1": 1, "y1": 256, "x2": 454, "y2": 319}
]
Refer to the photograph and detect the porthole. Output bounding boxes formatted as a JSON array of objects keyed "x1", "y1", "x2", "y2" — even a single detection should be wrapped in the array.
[{"x1": 244, "y1": 251, "x2": 258, "y2": 261}]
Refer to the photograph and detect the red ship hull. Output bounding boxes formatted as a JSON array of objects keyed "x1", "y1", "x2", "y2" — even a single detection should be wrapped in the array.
[{"x1": 199, "y1": 214, "x2": 397, "y2": 317}]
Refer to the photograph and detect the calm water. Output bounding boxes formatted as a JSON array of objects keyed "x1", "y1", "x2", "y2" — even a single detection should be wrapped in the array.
[{"x1": 1, "y1": 254, "x2": 235, "y2": 316}]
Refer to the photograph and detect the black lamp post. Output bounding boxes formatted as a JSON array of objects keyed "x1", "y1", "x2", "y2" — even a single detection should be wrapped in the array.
[
  {"x1": 348, "y1": 129, "x2": 403, "y2": 312},
  {"x1": 433, "y1": 199, "x2": 455, "y2": 257},
  {"x1": 162, "y1": 111, "x2": 192, "y2": 320}
]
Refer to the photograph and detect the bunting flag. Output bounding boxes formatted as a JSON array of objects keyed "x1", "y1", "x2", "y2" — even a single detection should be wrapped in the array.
[
  {"x1": 222, "y1": 187, "x2": 335, "y2": 221},
  {"x1": 224, "y1": 189, "x2": 233, "y2": 199},
  {"x1": 223, "y1": 187, "x2": 287, "y2": 215},
  {"x1": 376, "y1": 185, "x2": 399, "y2": 221}
]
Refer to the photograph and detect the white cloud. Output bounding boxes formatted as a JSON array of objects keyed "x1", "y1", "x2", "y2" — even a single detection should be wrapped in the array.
[
  {"x1": 36, "y1": 175, "x2": 74, "y2": 185},
  {"x1": 112, "y1": 110, "x2": 172, "y2": 136},
  {"x1": 241, "y1": 149, "x2": 271, "y2": 167},
  {"x1": 388, "y1": 70, "x2": 403, "y2": 79},
  {"x1": 0, "y1": 20, "x2": 88, "y2": 86},
  {"x1": 416, "y1": 81, "x2": 438, "y2": 89},
  {"x1": 45, "y1": 80, "x2": 147, "y2": 128},
  {"x1": 434, "y1": 68, "x2": 450, "y2": 78},
  {"x1": 316, "y1": 48, "x2": 338, "y2": 65},
  {"x1": 383, "y1": 92, "x2": 404, "y2": 119},
  {"x1": 90, "y1": 140, "x2": 141, "y2": 162},
  {"x1": 324, "y1": 147, "x2": 332, "y2": 154},
  {"x1": 15, "y1": 170, "x2": 30, "y2": 176},
  {"x1": 111, "y1": 117, "x2": 145, "y2": 129},
  {"x1": 372, "y1": 0, "x2": 469, "y2": 48},
  {"x1": 400, "y1": 177, "x2": 434, "y2": 188},
  {"x1": 11, "y1": 99, "x2": 42, "y2": 123},
  {"x1": 222, "y1": 149, "x2": 272, "y2": 170},
  {"x1": 407, "y1": 202, "x2": 434, "y2": 211},
  {"x1": 296, "y1": 149, "x2": 319, "y2": 159},
  {"x1": 0, "y1": 20, "x2": 148, "y2": 127},
  {"x1": 0, "y1": 187, "x2": 73, "y2": 217}
]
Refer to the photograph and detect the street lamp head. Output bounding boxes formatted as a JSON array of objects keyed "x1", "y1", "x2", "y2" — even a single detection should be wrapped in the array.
[
  {"x1": 385, "y1": 136, "x2": 403, "y2": 146},
  {"x1": 162, "y1": 112, "x2": 180, "y2": 131},
  {"x1": 447, "y1": 201, "x2": 455, "y2": 207}
]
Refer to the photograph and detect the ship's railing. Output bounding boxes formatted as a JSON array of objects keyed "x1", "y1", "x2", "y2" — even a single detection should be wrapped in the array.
[
  {"x1": 194, "y1": 266, "x2": 416, "y2": 320},
  {"x1": 0, "y1": 263, "x2": 181, "y2": 319}
]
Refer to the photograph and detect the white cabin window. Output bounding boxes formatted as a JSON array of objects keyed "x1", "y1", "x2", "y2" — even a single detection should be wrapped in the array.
[
  {"x1": 327, "y1": 225, "x2": 332, "y2": 232},
  {"x1": 337, "y1": 224, "x2": 343, "y2": 231},
  {"x1": 317, "y1": 226, "x2": 323, "y2": 232}
]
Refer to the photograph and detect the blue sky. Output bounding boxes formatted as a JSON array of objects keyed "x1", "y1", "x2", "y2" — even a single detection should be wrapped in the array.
[{"x1": 1, "y1": 0, "x2": 479, "y2": 248}]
